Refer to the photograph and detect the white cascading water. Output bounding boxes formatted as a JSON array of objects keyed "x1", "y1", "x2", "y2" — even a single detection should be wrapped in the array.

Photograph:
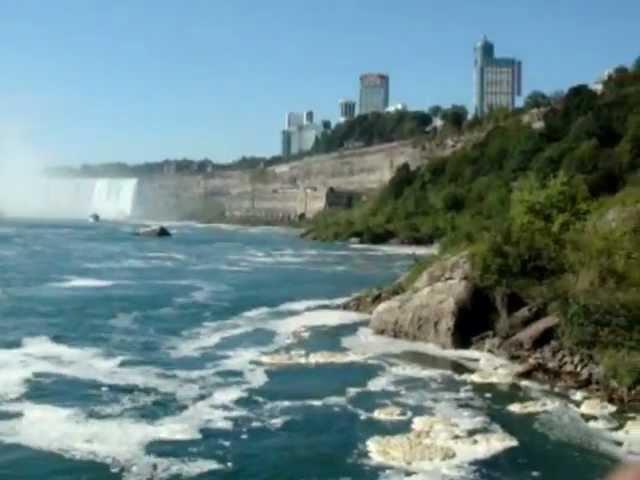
[
  {"x1": 90, "y1": 178, "x2": 138, "y2": 220},
  {"x1": 0, "y1": 177, "x2": 138, "y2": 220}
]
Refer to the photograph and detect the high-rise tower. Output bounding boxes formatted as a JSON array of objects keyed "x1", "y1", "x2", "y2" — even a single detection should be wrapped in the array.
[
  {"x1": 338, "y1": 99, "x2": 356, "y2": 122},
  {"x1": 474, "y1": 36, "x2": 522, "y2": 117},
  {"x1": 359, "y1": 74, "x2": 389, "y2": 115}
]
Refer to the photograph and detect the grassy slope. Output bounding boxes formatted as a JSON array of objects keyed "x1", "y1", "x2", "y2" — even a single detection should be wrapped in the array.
[{"x1": 309, "y1": 71, "x2": 640, "y2": 388}]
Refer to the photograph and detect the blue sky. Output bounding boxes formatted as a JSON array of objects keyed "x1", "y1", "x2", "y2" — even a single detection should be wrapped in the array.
[{"x1": 0, "y1": 1, "x2": 638, "y2": 166}]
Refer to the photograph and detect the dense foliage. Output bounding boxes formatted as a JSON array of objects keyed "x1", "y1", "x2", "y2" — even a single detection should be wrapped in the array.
[
  {"x1": 524, "y1": 90, "x2": 552, "y2": 110},
  {"x1": 311, "y1": 110, "x2": 433, "y2": 154},
  {"x1": 310, "y1": 65, "x2": 640, "y2": 387}
]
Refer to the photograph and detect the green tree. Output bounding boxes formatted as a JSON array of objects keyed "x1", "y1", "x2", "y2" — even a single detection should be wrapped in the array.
[
  {"x1": 442, "y1": 105, "x2": 468, "y2": 130},
  {"x1": 634, "y1": 56, "x2": 640, "y2": 73},
  {"x1": 475, "y1": 172, "x2": 590, "y2": 286},
  {"x1": 428, "y1": 105, "x2": 443, "y2": 118},
  {"x1": 549, "y1": 90, "x2": 565, "y2": 106},
  {"x1": 614, "y1": 65, "x2": 630, "y2": 76},
  {"x1": 524, "y1": 90, "x2": 551, "y2": 110},
  {"x1": 441, "y1": 188, "x2": 466, "y2": 212}
]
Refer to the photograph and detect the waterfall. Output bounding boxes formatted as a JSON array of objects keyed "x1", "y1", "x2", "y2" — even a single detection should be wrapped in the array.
[
  {"x1": 0, "y1": 177, "x2": 138, "y2": 220},
  {"x1": 90, "y1": 178, "x2": 138, "y2": 219}
]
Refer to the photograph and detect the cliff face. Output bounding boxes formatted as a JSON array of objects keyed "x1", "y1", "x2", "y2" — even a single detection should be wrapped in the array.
[
  {"x1": 132, "y1": 135, "x2": 477, "y2": 222},
  {"x1": 134, "y1": 141, "x2": 421, "y2": 221}
]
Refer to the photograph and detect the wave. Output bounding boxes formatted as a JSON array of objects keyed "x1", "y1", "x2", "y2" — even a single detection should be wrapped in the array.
[
  {"x1": 48, "y1": 276, "x2": 118, "y2": 288},
  {"x1": 349, "y1": 244, "x2": 439, "y2": 256},
  {"x1": 169, "y1": 296, "x2": 356, "y2": 358},
  {"x1": 0, "y1": 402, "x2": 222, "y2": 480},
  {"x1": 0, "y1": 335, "x2": 248, "y2": 477},
  {"x1": 144, "y1": 252, "x2": 188, "y2": 261},
  {"x1": 0, "y1": 336, "x2": 182, "y2": 402}
]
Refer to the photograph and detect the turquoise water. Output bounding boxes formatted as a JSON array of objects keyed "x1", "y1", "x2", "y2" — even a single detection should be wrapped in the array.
[{"x1": 0, "y1": 220, "x2": 618, "y2": 479}]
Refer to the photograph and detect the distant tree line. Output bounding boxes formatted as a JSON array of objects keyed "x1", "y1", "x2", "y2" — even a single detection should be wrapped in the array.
[
  {"x1": 312, "y1": 105, "x2": 473, "y2": 156},
  {"x1": 48, "y1": 154, "x2": 287, "y2": 178},
  {"x1": 311, "y1": 110, "x2": 433, "y2": 154}
]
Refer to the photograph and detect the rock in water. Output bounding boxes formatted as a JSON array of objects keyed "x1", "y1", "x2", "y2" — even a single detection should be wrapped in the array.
[
  {"x1": 135, "y1": 226, "x2": 172, "y2": 237},
  {"x1": 370, "y1": 252, "x2": 493, "y2": 348},
  {"x1": 88, "y1": 213, "x2": 100, "y2": 223}
]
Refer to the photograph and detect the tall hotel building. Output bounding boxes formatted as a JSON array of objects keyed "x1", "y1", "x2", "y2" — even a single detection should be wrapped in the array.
[
  {"x1": 359, "y1": 74, "x2": 389, "y2": 115},
  {"x1": 281, "y1": 110, "x2": 328, "y2": 158},
  {"x1": 338, "y1": 99, "x2": 356, "y2": 122},
  {"x1": 474, "y1": 36, "x2": 522, "y2": 117}
]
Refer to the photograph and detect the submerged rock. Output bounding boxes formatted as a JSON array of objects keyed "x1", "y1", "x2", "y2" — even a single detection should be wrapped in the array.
[
  {"x1": 370, "y1": 253, "x2": 494, "y2": 349},
  {"x1": 135, "y1": 226, "x2": 172, "y2": 237}
]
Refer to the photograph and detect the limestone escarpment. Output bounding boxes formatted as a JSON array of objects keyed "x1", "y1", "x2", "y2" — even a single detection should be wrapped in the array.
[
  {"x1": 131, "y1": 134, "x2": 485, "y2": 222},
  {"x1": 131, "y1": 142, "x2": 421, "y2": 221}
]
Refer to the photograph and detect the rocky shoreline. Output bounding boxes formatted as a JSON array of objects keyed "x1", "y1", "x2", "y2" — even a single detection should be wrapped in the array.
[{"x1": 342, "y1": 251, "x2": 640, "y2": 408}]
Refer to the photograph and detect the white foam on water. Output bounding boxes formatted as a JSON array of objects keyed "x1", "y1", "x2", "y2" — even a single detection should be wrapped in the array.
[
  {"x1": 367, "y1": 414, "x2": 517, "y2": 478},
  {"x1": 342, "y1": 327, "x2": 510, "y2": 372},
  {"x1": 169, "y1": 323, "x2": 254, "y2": 358},
  {"x1": 578, "y1": 398, "x2": 618, "y2": 416},
  {"x1": 259, "y1": 350, "x2": 366, "y2": 366},
  {"x1": 165, "y1": 302, "x2": 371, "y2": 453},
  {"x1": 349, "y1": 244, "x2": 439, "y2": 256},
  {"x1": 0, "y1": 336, "x2": 257, "y2": 476},
  {"x1": 0, "y1": 336, "x2": 184, "y2": 401},
  {"x1": 218, "y1": 264, "x2": 253, "y2": 272},
  {"x1": 90, "y1": 391, "x2": 161, "y2": 417},
  {"x1": 373, "y1": 406, "x2": 412, "y2": 421},
  {"x1": 0, "y1": 402, "x2": 222, "y2": 480},
  {"x1": 145, "y1": 252, "x2": 188, "y2": 261},
  {"x1": 507, "y1": 399, "x2": 563, "y2": 415},
  {"x1": 161, "y1": 279, "x2": 230, "y2": 305},
  {"x1": 243, "y1": 297, "x2": 351, "y2": 318},
  {"x1": 48, "y1": 276, "x2": 118, "y2": 288},
  {"x1": 108, "y1": 312, "x2": 140, "y2": 329},
  {"x1": 85, "y1": 258, "x2": 175, "y2": 269},
  {"x1": 533, "y1": 405, "x2": 623, "y2": 458},
  {"x1": 170, "y1": 297, "x2": 354, "y2": 358}
]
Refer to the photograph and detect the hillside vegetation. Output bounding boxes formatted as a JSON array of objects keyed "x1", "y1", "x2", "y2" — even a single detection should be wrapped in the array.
[
  {"x1": 308, "y1": 65, "x2": 640, "y2": 388},
  {"x1": 311, "y1": 106, "x2": 469, "y2": 155}
]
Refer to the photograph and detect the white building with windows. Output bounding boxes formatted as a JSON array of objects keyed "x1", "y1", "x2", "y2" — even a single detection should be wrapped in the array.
[
  {"x1": 281, "y1": 110, "x2": 327, "y2": 158},
  {"x1": 474, "y1": 36, "x2": 522, "y2": 117}
]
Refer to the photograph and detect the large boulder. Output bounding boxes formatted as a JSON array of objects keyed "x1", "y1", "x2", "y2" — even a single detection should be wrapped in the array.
[{"x1": 370, "y1": 253, "x2": 494, "y2": 349}]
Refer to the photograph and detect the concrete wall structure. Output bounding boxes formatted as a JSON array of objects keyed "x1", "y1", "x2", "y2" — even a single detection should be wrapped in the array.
[{"x1": 134, "y1": 134, "x2": 480, "y2": 223}]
